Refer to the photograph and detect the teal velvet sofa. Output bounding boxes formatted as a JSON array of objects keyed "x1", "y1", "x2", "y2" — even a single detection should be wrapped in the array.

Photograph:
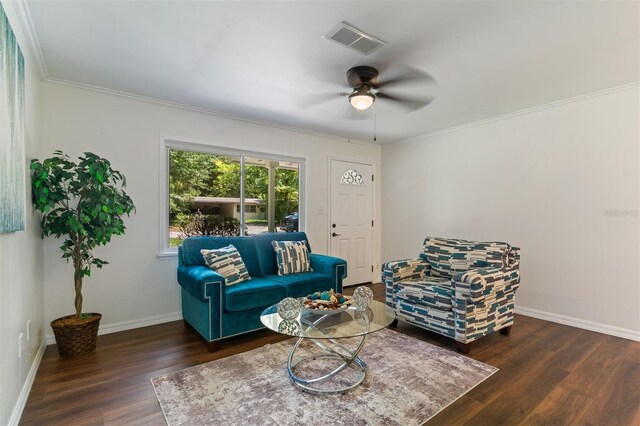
[{"x1": 177, "y1": 232, "x2": 347, "y2": 351}]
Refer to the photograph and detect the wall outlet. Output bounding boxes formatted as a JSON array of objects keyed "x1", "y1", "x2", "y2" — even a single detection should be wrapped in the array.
[
  {"x1": 18, "y1": 333, "x2": 24, "y2": 359},
  {"x1": 26, "y1": 319, "x2": 31, "y2": 341}
]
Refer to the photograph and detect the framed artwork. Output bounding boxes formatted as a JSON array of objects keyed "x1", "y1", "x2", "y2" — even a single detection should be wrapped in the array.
[{"x1": 0, "y1": 3, "x2": 26, "y2": 234}]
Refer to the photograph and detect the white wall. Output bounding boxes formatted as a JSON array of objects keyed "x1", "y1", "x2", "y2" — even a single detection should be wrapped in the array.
[
  {"x1": 0, "y1": 2, "x2": 44, "y2": 424},
  {"x1": 382, "y1": 86, "x2": 640, "y2": 338},
  {"x1": 40, "y1": 83, "x2": 381, "y2": 335}
]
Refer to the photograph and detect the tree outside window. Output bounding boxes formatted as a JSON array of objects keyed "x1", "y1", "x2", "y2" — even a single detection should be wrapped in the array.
[{"x1": 168, "y1": 149, "x2": 300, "y2": 246}]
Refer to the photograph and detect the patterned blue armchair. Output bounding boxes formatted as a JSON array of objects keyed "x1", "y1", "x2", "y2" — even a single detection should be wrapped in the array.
[{"x1": 383, "y1": 237, "x2": 521, "y2": 353}]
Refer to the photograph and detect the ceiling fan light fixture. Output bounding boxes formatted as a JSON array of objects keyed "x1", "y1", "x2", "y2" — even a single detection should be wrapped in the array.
[{"x1": 349, "y1": 89, "x2": 375, "y2": 110}]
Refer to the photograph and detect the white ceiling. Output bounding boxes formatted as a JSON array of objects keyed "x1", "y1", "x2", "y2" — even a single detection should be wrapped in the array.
[{"x1": 26, "y1": 1, "x2": 639, "y2": 144}]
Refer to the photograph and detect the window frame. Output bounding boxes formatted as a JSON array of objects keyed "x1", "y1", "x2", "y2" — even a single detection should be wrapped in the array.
[{"x1": 158, "y1": 138, "x2": 306, "y2": 257}]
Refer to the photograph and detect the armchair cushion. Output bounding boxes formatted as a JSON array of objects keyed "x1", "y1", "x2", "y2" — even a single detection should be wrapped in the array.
[
  {"x1": 396, "y1": 277, "x2": 454, "y2": 311},
  {"x1": 382, "y1": 258, "x2": 431, "y2": 308},
  {"x1": 224, "y1": 278, "x2": 287, "y2": 312},
  {"x1": 420, "y1": 237, "x2": 511, "y2": 279}
]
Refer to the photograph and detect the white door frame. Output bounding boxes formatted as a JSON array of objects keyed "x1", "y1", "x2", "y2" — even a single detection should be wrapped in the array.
[{"x1": 327, "y1": 155, "x2": 377, "y2": 285}]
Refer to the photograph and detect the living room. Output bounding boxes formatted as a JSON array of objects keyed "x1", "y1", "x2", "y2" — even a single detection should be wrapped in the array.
[{"x1": 0, "y1": 1, "x2": 638, "y2": 425}]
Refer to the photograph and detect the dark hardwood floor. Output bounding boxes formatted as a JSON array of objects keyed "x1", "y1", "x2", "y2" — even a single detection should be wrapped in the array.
[{"x1": 21, "y1": 283, "x2": 640, "y2": 425}]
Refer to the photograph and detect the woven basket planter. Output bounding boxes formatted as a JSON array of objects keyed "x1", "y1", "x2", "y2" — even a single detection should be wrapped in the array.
[{"x1": 51, "y1": 313, "x2": 102, "y2": 357}]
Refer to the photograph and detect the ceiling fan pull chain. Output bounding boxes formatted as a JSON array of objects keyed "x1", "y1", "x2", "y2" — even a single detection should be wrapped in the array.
[{"x1": 373, "y1": 109, "x2": 377, "y2": 142}]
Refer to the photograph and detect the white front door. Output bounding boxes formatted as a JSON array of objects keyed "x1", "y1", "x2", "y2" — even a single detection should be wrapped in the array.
[{"x1": 329, "y1": 159, "x2": 374, "y2": 286}]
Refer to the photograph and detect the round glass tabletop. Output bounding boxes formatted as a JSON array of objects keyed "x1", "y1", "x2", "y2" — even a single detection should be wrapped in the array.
[{"x1": 260, "y1": 299, "x2": 396, "y2": 339}]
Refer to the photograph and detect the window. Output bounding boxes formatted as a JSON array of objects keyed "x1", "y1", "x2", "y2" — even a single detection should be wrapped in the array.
[
  {"x1": 236, "y1": 205, "x2": 257, "y2": 213},
  {"x1": 160, "y1": 140, "x2": 305, "y2": 253},
  {"x1": 340, "y1": 169, "x2": 365, "y2": 185}
]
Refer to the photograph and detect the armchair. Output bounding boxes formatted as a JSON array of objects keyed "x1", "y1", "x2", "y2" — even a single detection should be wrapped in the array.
[{"x1": 383, "y1": 237, "x2": 521, "y2": 353}]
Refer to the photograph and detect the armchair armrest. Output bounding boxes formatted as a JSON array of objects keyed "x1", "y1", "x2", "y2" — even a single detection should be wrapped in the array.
[
  {"x1": 382, "y1": 259, "x2": 431, "y2": 307},
  {"x1": 453, "y1": 265, "x2": 520, "y2": 304},
  {"x1": 507, "y1": 246, "x2": 521, "y2": 269},
  {"x1": 177, "y1": 265, "x2": 225, "y2": 303},
  {"x1": 309, "y1": 253, "x2": 347, "y2": 293}
]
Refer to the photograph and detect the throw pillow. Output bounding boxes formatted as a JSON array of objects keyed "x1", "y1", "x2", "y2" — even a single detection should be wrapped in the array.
[
  {"x1": 271, "y1": 240, "x2": 312, "y2": 275},
  {"x1": 201, "y1": 245, "x2": 251, "y2": 286}
]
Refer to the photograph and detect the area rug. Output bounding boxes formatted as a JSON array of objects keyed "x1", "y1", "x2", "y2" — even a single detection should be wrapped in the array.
[{"x1": 151, "y1": 329, "x2": 497, "y2": 425}]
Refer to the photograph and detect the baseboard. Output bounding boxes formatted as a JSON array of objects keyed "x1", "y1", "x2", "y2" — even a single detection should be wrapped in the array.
[
  {"x1": 515, "y1": 306, "x2": 640, "y2": 341},
  {"x1": 45, "y1": 311, "x2": 183, "y2": 345},
  {"x1": 8, "y1": 338, "x2": 47, "y2": 426}
]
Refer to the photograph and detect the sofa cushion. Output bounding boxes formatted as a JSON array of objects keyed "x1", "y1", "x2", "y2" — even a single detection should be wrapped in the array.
[
  {"x1": 201, "y1": 245, "x2": 251, "y2": 286},
  {"x1": 272, "y1": 240, "x2": 312, "y2": 275},
  {"x1": 395, "y1": 276, "x2": 454, "y2": 311},
  {"x1": 420, "y1": 237, "x2": 510, "y2": 279},
  {"x1": 181, "y1": 236, "x2": 262, "y2": 277},
  {"x1": 267, "y1": 272, "x2": 334, "y2": 298},
  {"x1": 253, "y1": 232, "x2": 311, "y2": 276},
  {"x1": 224, "y1": 278, "x2": 287, "y2": 312}
]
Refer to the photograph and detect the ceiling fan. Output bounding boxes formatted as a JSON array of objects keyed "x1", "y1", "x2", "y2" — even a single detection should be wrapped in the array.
[{"x1": 343, "y1": 65, "x2": 434, "y2": 112}]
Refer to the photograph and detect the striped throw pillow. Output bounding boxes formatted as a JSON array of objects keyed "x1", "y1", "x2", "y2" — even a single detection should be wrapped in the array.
[
  {"x1": 272, "y1": 241, "x2": 312, "y2": 275},
  {"x1": 200, "y1": 245, "x2": 251, "y2": 286}
]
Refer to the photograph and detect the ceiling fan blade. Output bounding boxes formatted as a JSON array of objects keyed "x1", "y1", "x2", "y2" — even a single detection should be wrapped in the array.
[
  {"x1": 294, "y1": 92, "x2": 348, "y2": 109},
  {"x1": 374, "y1": 67, "x2": 436, "y2": 89},
  {"x1": 376, "y1": 92, "x2": 434, "y2": 111}
]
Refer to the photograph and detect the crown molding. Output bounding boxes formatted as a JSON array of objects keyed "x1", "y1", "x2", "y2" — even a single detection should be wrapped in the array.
[
  {"x1": 11, "y1": 0, "x2": 48, "y2": 79},
  {"x1": 7, "y1": 1, "x2": 377, "y2": 148},
  {"x1": 388, "y1": 81, "x2": 640, "y2": 147},
  {"x1": 44, "y1": 77, "x2": 380, "y2": 149},
  {"x1": 17, "y1": 0, "x2": 635, "y2": 149}
]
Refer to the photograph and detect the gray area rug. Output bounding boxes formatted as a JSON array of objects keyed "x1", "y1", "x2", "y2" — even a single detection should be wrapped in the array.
[{"x1": 151, "y1": 328, "x2": 497, "y2": 425}]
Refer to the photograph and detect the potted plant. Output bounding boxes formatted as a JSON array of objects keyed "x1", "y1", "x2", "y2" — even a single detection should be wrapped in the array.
[{"x1": 31, "y1": 151, "x2": 135, "y2": 357}]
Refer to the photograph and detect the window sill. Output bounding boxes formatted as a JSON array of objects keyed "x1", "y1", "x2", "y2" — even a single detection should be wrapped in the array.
[{"x1": 157, "y1": 250, "x2": 178, "y2": 260}]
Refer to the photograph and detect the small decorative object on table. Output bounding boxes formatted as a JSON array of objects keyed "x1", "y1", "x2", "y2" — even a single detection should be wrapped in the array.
[
  {"x1": 353, "y1": 286, "x2": 374, "y2": 310},
  {"x1": 278, "y1": 297, "x2": 302, "y2": 320},
  {"x1": 354, "y1": 306, "x2": 374, "y2": 324},
  {"x1": 303, "y1": 289, "x2": 352, "y2": 312},
  {"x1": 278, "y1": 319, "x2": 301, "y2": 335}
]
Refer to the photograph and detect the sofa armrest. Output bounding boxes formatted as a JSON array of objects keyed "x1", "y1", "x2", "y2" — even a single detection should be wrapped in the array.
[
  {"x1": 453, "y1": 265, "x2": 520, "y2": 304},
  {"x1": 309, "y1": 253, "x2": 347, "y2": 293},
  {"x1": 177, "y1": 265, "x2": 225, "y2": 303},
  {"x1": 382, "y1": 259, "x2": 431, "y2": 307}
]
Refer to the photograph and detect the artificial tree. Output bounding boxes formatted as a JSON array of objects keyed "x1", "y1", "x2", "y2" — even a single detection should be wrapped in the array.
[{"x1": 31, "y1": 151, "x2": 135, "y2": 355}]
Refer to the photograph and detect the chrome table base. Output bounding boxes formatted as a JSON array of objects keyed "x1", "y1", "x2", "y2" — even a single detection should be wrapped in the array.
[{"x1": 287, "y1": 313, "x2": 370, "y2": 394}]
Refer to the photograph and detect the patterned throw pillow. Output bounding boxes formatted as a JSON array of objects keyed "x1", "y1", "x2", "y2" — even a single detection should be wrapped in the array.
[
  {"x1": 200, "y1": 245, "x2": 251, "y2": 286},
  {"x1": 272, "y1": 241, "x2": 312, "y2": 275}
]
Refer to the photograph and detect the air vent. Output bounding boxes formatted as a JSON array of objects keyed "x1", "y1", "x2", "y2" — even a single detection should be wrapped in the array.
[{"x1": 325, "y1": 22, "x2": 386, "y2": 55}]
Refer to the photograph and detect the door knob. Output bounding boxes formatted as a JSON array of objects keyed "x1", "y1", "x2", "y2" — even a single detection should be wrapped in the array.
[{"x1": 332, "y1": 232, "x2": 341, "y2": 237}]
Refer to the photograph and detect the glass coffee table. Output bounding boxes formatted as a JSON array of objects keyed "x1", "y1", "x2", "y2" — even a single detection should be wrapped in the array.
[{"x1": 260, "y1": 299, "x2": 395, "y2": 394}]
